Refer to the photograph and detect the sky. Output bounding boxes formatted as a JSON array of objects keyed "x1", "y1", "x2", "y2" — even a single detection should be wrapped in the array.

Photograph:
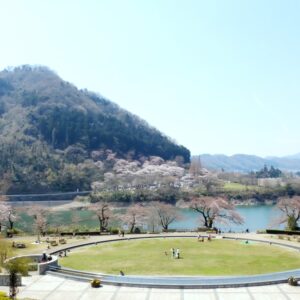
[{"x1": 0, "y1": 0, "x2": 300, "y2": 157}]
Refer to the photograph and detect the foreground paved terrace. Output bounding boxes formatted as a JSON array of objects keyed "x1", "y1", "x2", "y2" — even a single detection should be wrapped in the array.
[
  {"x1": 1, "y1": 232, "x2": 300, "y2": 299},
  {"x1": 46, "y1": 232, "x2": 300, "y2": 288},
  {"x1": 0, "y1": 274, "x2": 300, "y2": 300}
]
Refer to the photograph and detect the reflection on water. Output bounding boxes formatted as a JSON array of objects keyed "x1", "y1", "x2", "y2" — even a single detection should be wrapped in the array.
[
  {"x1": 171, "y1": 205, "x2": 283, "y2": 232},
  {"x1": 10, "y1": 200, "x2": 72, "y2": 207},
  {"x1": 13, "y1": 201, "x2": 283, "y2": 232}
]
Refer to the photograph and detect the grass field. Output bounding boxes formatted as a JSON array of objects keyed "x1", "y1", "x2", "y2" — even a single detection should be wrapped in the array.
[
  {"x1": 59, "y1": 238, "x2": 300, "y2": 275},
  {"x1": 223, "y1": 182, "x2": 261, "y2": 192}
]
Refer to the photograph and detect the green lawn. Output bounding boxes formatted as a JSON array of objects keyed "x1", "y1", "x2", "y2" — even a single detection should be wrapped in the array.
[{"x1": 59, "y1": 238, "x2": 300, "y2": 275}]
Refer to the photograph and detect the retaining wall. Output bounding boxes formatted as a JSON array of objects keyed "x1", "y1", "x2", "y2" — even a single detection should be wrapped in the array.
[
  {"x1": 0, "y1": 274, "x2": 21, "y2": 286},
  {"x1": 6, "y1": 254, "x2": 58, "y2": 275}
]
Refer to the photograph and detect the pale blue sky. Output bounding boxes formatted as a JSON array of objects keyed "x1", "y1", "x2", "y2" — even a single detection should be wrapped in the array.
[{"x1": 0, "y1": 0, "x2": 299, "y2": 157}]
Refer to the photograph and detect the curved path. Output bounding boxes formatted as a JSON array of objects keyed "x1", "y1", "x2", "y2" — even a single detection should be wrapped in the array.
[{"x1": 47, "y1": 233, "x2": 300, "y2": 288}]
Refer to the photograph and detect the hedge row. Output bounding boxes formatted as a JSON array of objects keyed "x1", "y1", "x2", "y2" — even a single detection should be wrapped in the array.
[{"x1": 266, "y1": 229, "x2": 300, "y2": 235}]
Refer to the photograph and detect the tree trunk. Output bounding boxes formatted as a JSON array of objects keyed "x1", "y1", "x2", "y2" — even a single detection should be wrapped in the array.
[
  {"x1": 9, "y1": 272, "x2": 18, "y2": 300},
  {"x1": 98, "y1": 216, "x2": 104, "y2": 234},
  {"x1": 9, "y1": 220, "x2": 14, "y2": 230},
  {"x1": 203, "y1": 216, "x2": 209, "y2": 228},
  {"x1": 129, "y1": 223, "x2": 135, "y2": 233}
]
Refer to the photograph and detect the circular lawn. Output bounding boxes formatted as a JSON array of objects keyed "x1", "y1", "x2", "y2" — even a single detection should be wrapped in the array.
[{"x1": 59, "y1": 238, "x2": 300, "y2": 276}]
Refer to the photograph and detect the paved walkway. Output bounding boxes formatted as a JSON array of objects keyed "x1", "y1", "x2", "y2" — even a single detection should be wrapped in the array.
[
  {"x1": 1, "y1": 274, "x2": 300, "y2": 300},
  {"x1": 47, "y1": 232, "x2": 300, "y2": 288},
  {"x1": 1, "y1": 232, "x2": 300, "y2": 299}
]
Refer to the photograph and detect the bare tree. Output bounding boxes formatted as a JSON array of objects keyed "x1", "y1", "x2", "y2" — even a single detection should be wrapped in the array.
[
  {"x1": 277, "y1": 196, "x2": 300, "y2": 230},
  {"x1": 89, "y1": 202, "x2": 111, "y2": 233},
  {"x1": 154, "y1": 202, "x2": 179, "y2": 231},
  {"x1": 189, "y1": 196, "x2": 243, "y2": 229},
  {"x1": 118, "y1": 204, "x2": 146, "y2": 233}
]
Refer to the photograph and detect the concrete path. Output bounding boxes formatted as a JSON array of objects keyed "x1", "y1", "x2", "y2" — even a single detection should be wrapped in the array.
[
  {"x1": 46, "y1": 232, "x2": 300, "y2": 288},
  {"x1": 1, "y1": 232, "x2": 300, "y2": 299},
  {"x1": 1, "y1": 274, "x2": 300, "y2": 300}
]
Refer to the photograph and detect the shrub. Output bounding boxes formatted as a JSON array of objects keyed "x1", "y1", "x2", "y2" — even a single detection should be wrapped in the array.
[
  {"x1": 266, "y1": 229, "x2": 300, "y2": 235},
  {"x1": 133, "y1": 227, "x2": 141, "y2": 234},
  {"x1": 28, "y1": 264, "x2": 38, "y2": 272},
  {"x1": 91, "y1": 279, "x2": 101, "y2": 288},
  {"x1": 9, "y1": 228, "x2": 22, "y2": 235},
  {"x1": 109, "y1": 228, "x2": 119, "y2": 235},
  {"x1": 162, "y1": 229, "x2": 176, "y2": 233},
  {"x1": 288, "y1": 276, "x2": 298, "y2": 286}
]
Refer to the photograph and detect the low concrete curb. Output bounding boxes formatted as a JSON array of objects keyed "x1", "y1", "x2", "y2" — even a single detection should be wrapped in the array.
[{"x1": 46, "y1": 235, "x2": 300, "y2": 289}]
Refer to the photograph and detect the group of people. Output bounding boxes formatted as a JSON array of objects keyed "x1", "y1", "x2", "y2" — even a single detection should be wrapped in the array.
[
  {"x1": 41, "y1": 251, "x2": 52, "y2": 262},
  {"x1": 197, "y1": 234, "x2": 212, "y2": 242},
  {"x1": 170, "y1": 247, "x2": 180, "y2": 259},
  {"x1": 118, "y1": 229, "x2": 125, "y2": 237}
]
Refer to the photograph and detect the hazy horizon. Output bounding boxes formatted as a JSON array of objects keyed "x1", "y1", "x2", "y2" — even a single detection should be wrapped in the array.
[{"x1": 1, "y1": 0, "x2": 300, "y2": 157}]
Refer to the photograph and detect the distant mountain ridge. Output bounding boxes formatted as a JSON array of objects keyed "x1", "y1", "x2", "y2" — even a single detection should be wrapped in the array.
[{"x1": 200, "y1": 154, "x2": 300, "y2": 173}]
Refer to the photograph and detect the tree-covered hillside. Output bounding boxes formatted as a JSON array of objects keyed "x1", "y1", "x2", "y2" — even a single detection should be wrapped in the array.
[{"x1": 0, "y1": 65, "x2": 190, "y2": 193}]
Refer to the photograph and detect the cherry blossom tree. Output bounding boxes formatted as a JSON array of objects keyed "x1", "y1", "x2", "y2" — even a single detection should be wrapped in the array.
[
  {"x1": 277, "y1": 196, "x2": 300, "y2": 230},
  {"x1": 118, "y1": 204, "x2": 146, "y2": 233},
  {"x1": 0, "y1": 202, "x2": 9, "y2": 232},
  {"x1": 29, "y1": 206, "x2": 48, "y2": 242},
  {"x1": 89, "y1": 202, "x2": 111, "y2": 233},
  {"x1": 154, "y1": 202, "x2": 179, "y2": 231},
  {"x1": 0, "y1": 199, "x2": 17, "y2": 232},
  {"x1": 6, "y1": 207, "x2": 18, "y2": 230},
  {"x1": 144, "y1": 205, "x2": 160, "y2": 233},
  {"x1": 189, "y1": 196, "x2": 243, "y2": 229}
]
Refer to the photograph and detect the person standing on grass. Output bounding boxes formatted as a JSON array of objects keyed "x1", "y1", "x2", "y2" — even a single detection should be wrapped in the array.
[
  {"x1": 176, "y1": 248, "x2": 180, "y2": 259},
  {"x1": 170, "y1": 248, "x2": 175, "y2": 258}
]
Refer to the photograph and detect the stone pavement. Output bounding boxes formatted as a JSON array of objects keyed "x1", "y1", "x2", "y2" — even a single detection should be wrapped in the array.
[
  {"x1": 1, "y1": 274, "x2": 300, "y2": 300},
  {"x1": 1, "y1": 232, "x2": 300, "y2": 299}
]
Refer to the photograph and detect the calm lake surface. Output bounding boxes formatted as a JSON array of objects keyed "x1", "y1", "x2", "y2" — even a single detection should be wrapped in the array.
[
  {"x1": 13, "y1": 201, "x2": 283, "y2": 232},
  {"x1": 171, "y1": 205, "x2": 282, "y2": 232}
]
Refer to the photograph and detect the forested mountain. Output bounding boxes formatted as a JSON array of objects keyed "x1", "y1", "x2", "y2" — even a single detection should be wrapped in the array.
[
  {"x1": 0, "y1": 65, "x2": 190, "y2": 193},
  {"x1": 200, "y1": 154, "x2": 300, "y2": 173}
]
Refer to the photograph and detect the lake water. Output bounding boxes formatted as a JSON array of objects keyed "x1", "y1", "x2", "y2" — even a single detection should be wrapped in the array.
[
  {"x1": 14, "y1": 201, "x2": 283, "y2": 233},
  {"x1": 171, "y1": 205, "x2": 282, "y2": 232}
]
